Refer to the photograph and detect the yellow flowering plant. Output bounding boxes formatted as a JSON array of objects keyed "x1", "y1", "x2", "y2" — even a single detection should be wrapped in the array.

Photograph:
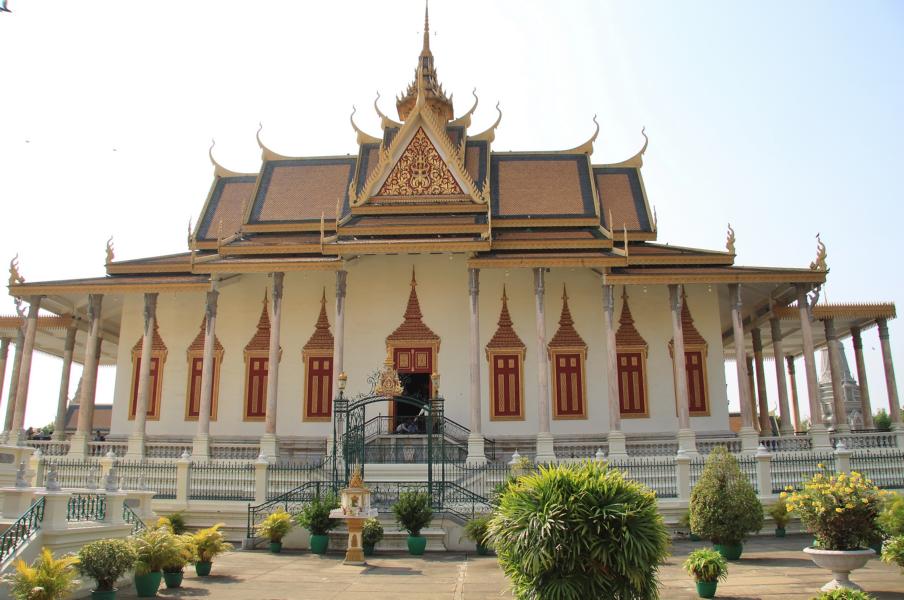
[{"x1": 782, "y1": 471, "x2": 884, "y2": 551}]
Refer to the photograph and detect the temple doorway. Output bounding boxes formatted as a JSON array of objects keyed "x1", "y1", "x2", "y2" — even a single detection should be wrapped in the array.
[{"x1": 391, "y1": 346, "x2": 434, "y2": 432}]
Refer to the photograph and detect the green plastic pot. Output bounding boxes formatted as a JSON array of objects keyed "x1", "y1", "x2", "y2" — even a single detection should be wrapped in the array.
[
  {"x1": 269, "y1": 541, "x2": 283, "y2": 553},
  {"x1": 91, "y1": 590, "x2": 117, "y2": 600},
  {"x1": 407, "y1": 535, "x2": 427, "y2": 555},
  {"x1": 163, "y1": 570, "x2": 184, "y2": 588},
  {"x1": 713, "y1": 542, "x2": 743, "y2": 560},
  {"x1": 363, "y1": 543, "x2": 375, "y2": 556},
  {"x1": 689, "y1": 533, "x2": 702, "y2": 542},
  {"x1": 476, "y1": 543, "x2": 489, "y2": 556},
  {"x1": 310, "y1": 534, "x2": 329, "y2": 554},
  {"x1": 775, "y1": 527, "x2": 786, "y2": 538},
  {"x1": 696, "y1": 580, "x2": 718, "y2": 598},
  {"x1": 195, "y1": 561, "x2": 212, "y2": 576},
  {"x1": 134, "y1": 571, "x2": 162, "y2": 597}
]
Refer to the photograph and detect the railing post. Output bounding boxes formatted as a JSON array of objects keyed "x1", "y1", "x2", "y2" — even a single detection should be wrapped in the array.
[
  {"x1": 103, "y1": 491, "x2": 127, "y2": 525},
  {"x1": 755, "y1": 444, "x2": 772, "y2": 498},
  {"x1": 99, "y1": 450, "x2": 116, "y2": 481},
  {"x1": 1, "y1": 487, "x2": 36, "y2": 519},
  {"x1": 676, "y1": 452, "x2": 692, "y2": 501},
  {"x1": 29, "y1": 450, "x2": 43, "y2": 487},
  {"x1": 176, "y1": 451, "x2": 190, "y2": 506},
  {"x1": 39, "y1": 490, "x2": 72, "y2": 531},
  {"x1": 834, "y1": 442, "x2": 852, "y2": 474},
  {"x1": 255, "y1": 454, "x2": 268, "y2": 505}
]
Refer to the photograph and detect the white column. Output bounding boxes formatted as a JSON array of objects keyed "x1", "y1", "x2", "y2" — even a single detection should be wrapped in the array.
[
  {"x1": 877, "y1": 318, "x2": 901, "y2": 430},
  {"x1": 850, "y1": 327, "x2": 873, "y2": 429},
  {"x1": 770, "y1": 318, "x2": 794, "y2": 435},
  {"x1": 824, "y1": 318, "x2": 850, "y2": 432},
  {"x1": 786, "y1": 356, "x2": 803, "y2": 433},
  {"x1": 729, "y1": 284, "x2": 758, "y2": 452},
  {"x1": 1, "y1": 332, "x2": 20, "y2": 440},
  {"x1": 69, "y1": 294, "x2": 103, "y2": 457},
  {"x1": 533, "y1": 268, "x2": 555, "y2": 463},
  {"x1": 261, "y1": 272, "x2": 284, "y2": 459},
  {"x1": 751, "y1": 327, "x2": 771, "y2": 433},
  {"x1": 0, "y1": 339, "x2": 8, "y2": 432},
  {"x1": 332, "y1": 271, "x2": 347, "y2": 397},
  {"x1": 466, "y1": 268, "x2": 486, "y2": 465},
  {"x1": 11, "y1": 296, "x2": 43, "y2": 444},
  {"x1": 127, "y1": 293, "x2": 157, "y2": 459},
  {"x1": 51, "y1": 324, "x2": 78, "y2": 441},
  {"x1": 603, "y1": 283, "x2": 626, "y2": 457},
  {"x1": 747, "y1": 356, "x2": 758, "y2": 430},
  {"x1": 797, "y1": 285, "x2": 830, "y2": 448},
  {"x1": 669, "y1": 285, "x2": 696, "y2": 454},
  {"x1": 193, "y1": 289, "x2": 219, "y2": 460}
]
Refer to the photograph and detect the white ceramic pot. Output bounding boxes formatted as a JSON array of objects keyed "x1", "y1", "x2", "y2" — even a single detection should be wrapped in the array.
[{"x1": 803, "y1": 547, "x2": 875, "y2": 591}]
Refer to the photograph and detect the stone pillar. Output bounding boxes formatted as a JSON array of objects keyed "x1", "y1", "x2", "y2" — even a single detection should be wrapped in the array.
[
  {"x1": 332, "y1": 270, "x2": 347, "y2": 399},
  {"x1": 669, "y1": 284, "x2": 696, "y2": 454},
  {"x1": 675, "y1": 452, "x2": 692, "y2": 501},
  {"x1": 52, "y1": 324, "x2": 78, "y2": 441},
  {"x1": 69, "y1": 294, "x2": 103, "y2": 457},
  {"x1": 797, "y1": 285, "x2": 830, "y2": 448},
  {"x1": 603, "y1": 283, "x2": 627, "y2": 458},
  {"x1": 254, "y1": 455, "x2": 268, "y2": 505},
  {"x1": 786, "y1": 356, "x2": 802, "y2": 433},
  {"x1": 0, "y1": 339, "x2": 8, "y2": 433},
  {"x1": 466, "y1": 268, "x2": 486, "y2": 465},
  {"x1": 755, "y1": 445, "x2": 772, "y2": 499},
  {"x1": 11, "y1": 296, "x2": 43, "y2": 443},
  {"x1": 751, "y1": 327, "x2": 771, "y2": 434},
  {"x1": 127, "y1": 293, "x2": 158, "y2": 459},
  {"x1": 2, "y1": 326, "x2": 24, "y2": 442},
  {"x1": 770, "y1": 318, "x2": 794, "y2": 435},
  {"x1": 729, "y1": 284, "x2": 758, "y2": 452},
  {"x1": 261, "y1": 273, "x2": 284, "y2": 458},
  {"x1": 746, "y1": 356, "x2": 758, "y2": 430},
  {"x1": 193, "y1": 289, "x2": 219, "y2": 460},
  {"x1": 877, "y1": 318, "x2": 902, "y2": 430},
  {"x1": 533, "y1": 268, "x2": 555, "y2": 463},
  {"x1": 850, "y1": 327, "x2": 873, "y2": 429},
  {"x1": 823, "y1": 319, "x2": 850, "y2": 432}
]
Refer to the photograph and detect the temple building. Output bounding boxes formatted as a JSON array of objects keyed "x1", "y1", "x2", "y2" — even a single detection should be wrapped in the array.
[{"x1": 3, "y1": 8, "x2": 901, "y2": 464}]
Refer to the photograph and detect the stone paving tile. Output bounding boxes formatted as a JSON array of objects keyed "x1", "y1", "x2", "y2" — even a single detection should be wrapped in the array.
[{"x1": 111, "y1": 536, "x2": 904, "y2": 600}]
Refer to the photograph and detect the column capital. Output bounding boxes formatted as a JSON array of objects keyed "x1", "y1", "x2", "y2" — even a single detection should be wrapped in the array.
[
  {"x1": 878, "y1": 318, "x2": 890, "y2": 340},
  {"x1": 0, "y1": 338, "x2": 9, "y2": 359},
  {"x1": 751, "y1": 326, "x2": 763, "y2": 349},
  {"x1": 468, "y1": 267, "x2": 479, "y2": 296},
  {"x1": 335, "y1": 269, "x2": 348, "y2": 298},
  {"x1": 602, "y1": 283, "x2": 615, "y2": 313},
  {"x1": 143, "y1": 292, "x2": 158, "y2": 330},
  {"x1": 668, "y1": 283, "x2": 682, "y2": 312},
  {"x1": 729, "y1": 283, "x2": 743, "y2": 311},
  {"x1": 87, "y1": 294, "x2": 104, "y2": 321},
  {"x1": 533, "y1": 267, "x2": 544, "y2": 295},
  {"x1": 205, "y1": 289, "x2": 219, "y2": 321},
  {"x1": 851, "y1": 326, "x2": 863, "y2": 348},
  {"x1": 271, "y1": 272, "x2": 285, "y2": 301},
  {"x1": 786, "y1": 354, "x2": 796, "y2": 372},
  {"x1": 823, "y1": 317, "x2": 838, "y2": 341}
]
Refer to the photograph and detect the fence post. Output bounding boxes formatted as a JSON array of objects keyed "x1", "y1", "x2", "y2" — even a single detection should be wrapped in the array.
[
  {"x1": 676, "y1": 452, "x2": 692, "y2": 501},
  {"x1": 103, "y1": 492, "x2": 127, "y2": 525},
  {"x1": 255, "y1": 455, "x2": 269, "y2": 505},
  {"x1": 755, "y1": 444, "x2": 772, "y2": 498},
  {"x1": 834, "y1": 441, "x2": 852, "y2": 474},
  {"x1": 99, "y1": 450, "x2": 116, "y2": 481},
  {"x1": 29, "y1": 450, "x2": 43, "y2": 487},
  {"x1": 176, "y1": 451, "x2": 190, "y2": 505},
  {"x1": 39, "y1": 490, "x2": 72, "y2": 531}
]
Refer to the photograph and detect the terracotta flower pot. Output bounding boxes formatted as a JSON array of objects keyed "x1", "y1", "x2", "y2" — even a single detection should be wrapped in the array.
[{"x1": 803, "y1": 547, "x2": 875, "y2": 591}]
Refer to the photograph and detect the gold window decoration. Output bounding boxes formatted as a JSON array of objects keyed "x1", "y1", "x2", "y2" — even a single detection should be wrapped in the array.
[
  {"x1": 615, "y1": 290, "x2": 649, "y2": 418},
  {"x1": 548, "y1": 287, "x2": 588, "y2": 420},
  {"x1": 185, "y1": 316, "x2": 224, "y2": 421},
  {"x1": 302, "y1": 290, "x2": 334, "y2": 421},
  {"x1": 129, "y1": 320, "x2": 168, "y2": 421},
  {"x1": 243, "y1": 291, "x2": 280, "y2": 421},
  {"x1": 668, "y1": 290, "x2": 709, "y2": 417},
  {"x1": 485, "y1": 287, "x2": 526, "y2": 421}
]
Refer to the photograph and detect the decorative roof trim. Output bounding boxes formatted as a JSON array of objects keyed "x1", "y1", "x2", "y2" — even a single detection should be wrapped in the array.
[
  {"x1": 601, "y1": 128, "x2": 649, "y2": 169},
  {"x1": 560, "y1": 115, "x2": 599, "y2": 155},
  {"x1": 774, "y1": 302, "x2": 896, "y2": 322}
]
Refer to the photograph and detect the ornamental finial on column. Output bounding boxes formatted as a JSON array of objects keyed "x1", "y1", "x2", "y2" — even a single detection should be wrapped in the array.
[
  {"x1": 726, "y1": 223, "x2": 736, "y2": 255},
  {"x1": 809, "y1": 233, "x2": 828, "y2": 271},
  {"x1": 8, "y1": 254, "x2": 24, "y2": 287}
]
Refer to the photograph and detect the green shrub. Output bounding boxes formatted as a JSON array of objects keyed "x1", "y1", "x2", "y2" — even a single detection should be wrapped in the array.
[
  {"x1": 255, "y1": 508, "x2": 294, "y2": 542},
  {"x1": 809, "y1": 589, "x2": 876, "y2": 600},
  {"x1": 164, "y1": 512, "x2": 187, "y2": 535},
  {"x1": 768, "y1": 498, "x2": 791, "y2": 529},
  {"x1": 393, "y1": 491, "x2": 433, "y2": 536},
  {"x1": 192, "y1": 523, "x2": 233, "y2": 562},
  {"x1": 462, "y1": 514, "x2": 492, "y2": 547},
  {"x1": 295, "y1": 494, "x2": 340, "y2": 536},
  {"x1": 77, "y1": 538, "x2": 136, "y2": 592},
  {"x1": 164, "y1": 534, "x2": 197, "y2": 573},
  {"x1": 874, "y1": 409, "x2": 892, "y2": 432},
  {"x1": 362, "y1": 518, "x2": 384, "y2": 546},
  {"x1": 131, "y1": 527, "x2": 180, "y2": 575},
  {"x1": 882, "y1": 535, "x2": 904, "y2": 572},
  {"x1": 878, "y1": 495, "x2": 904, "y2": 538},
  {"x1": 689, "y1": 447, "x2": 763, "y2": 545},
  {"x1": 488, "y1": 461, "x2": 669, "y2": 600},
  {"x1": 2, "y1": 548, "x2": 79, "y2": 600},
  {"x1": 682, "y1": 548, "x2": 728, "y2": 583}
]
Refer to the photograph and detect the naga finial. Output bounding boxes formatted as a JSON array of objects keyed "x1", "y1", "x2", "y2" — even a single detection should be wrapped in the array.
[
  {"x1": 105, "y1": 237, "x2": 115, "y2": 265},
  {"x1": 8, "y1": 254, "x2": 24, "y2": 287},
  {"x1": 335, "y1": 196, "x2": 342, "y2": 223},
  {"x1": 623, "y1": 224, "x2": 629, "y2": 259},
  {"x1": 726, "y1": 223, "x2": 736, "y2": 255},
  {"x1": 187, "y1": 218, "x2": 193, "y2": 247},
  {"x1": 652, "y1": 205, "x2": 658, "y2": 231},
  {"x1": 810, "y1": 233, "x2": 827, "y2": 271}
]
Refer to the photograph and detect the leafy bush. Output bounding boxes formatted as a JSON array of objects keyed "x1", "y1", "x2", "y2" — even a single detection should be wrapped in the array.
[
  {"x1": 163, "y1": 534, "x2": 197, "y2": 573},
  {"x1": 2, "y1": 548, "x2": 79, "y2": 600},
  {"x1": 809, "y1": 589, "x2": 876, "y2": 600},
  {"x1": 873, "y1": 409, "x2": 892, "y2": 432},
  {"x1": 392, "y1": 491, "x2": 433, "y2": 537},
  {"x1": 878, "y1": 495, "x2": 904, "y2": 538},
  {"x1": 462, "y1": 514, "x2": 492, "y2": 547},
  {"x1": 362, "y1": 518, "x2": 384, "y2": 546},
  {"x1": 682, "y1": 548, "x2": 728, "y2": 583},
  {"x1": 77, "y1": 538, "x2": 136, "y2": 592},
  {"x1": 164, "y1": 512, "x2": 187, "y2": 535},
  {"x1": 488, "y1": 461, "x2": 669, "y2": 600},
  {"x1": 295, "y1": 494, "x2": 340, "y2": 536},
  {"x1": 131, "y1": 527, "x2": 180, "y2": 575},
  {"x1": 192, "y1": 523, "x2": 233, "y2": 562},
  {"x1": 689, "y1": 447, "x2": 763, "y2": 545},
  {"x1": 882, "y1": 535, "x2": 904, "y2": 572},
  {"x1": 255, "y1": 508, "x2": 294, "y2": 542},
  {"x1": 783, "y1": 470, "x2": 882, "y2": 550},
  {"x1": 768, "y1": 498, "x2": 791, "y2": 529}
]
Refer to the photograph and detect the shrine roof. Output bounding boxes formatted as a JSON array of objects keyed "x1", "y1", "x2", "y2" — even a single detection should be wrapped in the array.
[
  {"x1": 469, "y1": 249, "x2": 623, "y2": 268},
  {"x1": 106, "y1": 252, "x2": 194, "y2": 275},
  {"x1": 594, "y1": 167, "x2": 653, "y2": 233},
  {"x1": 491, "y1": 228, "x2": 609, "y2": 250},
  {"x1": 626, "y1": 243, "x2": 733, "y2": 265},
  {"x1": 8, "y1": 274, "x2": 211, "y2": 295},
  {"x1": 339, "y1": 213, "x2": 486, "y2": 236},
  {"x1": 196, "y1": 176, "x2": 257, "y2": 241},
  {"x1": 606, "y1": 265, "x2": 827, "y2": 284},
  {"x1": 464, "y1": 140, "x2": 488, "y2": 192},
  {"x1": 490, "y1": 154, "x2": 597, "y2": 223}
]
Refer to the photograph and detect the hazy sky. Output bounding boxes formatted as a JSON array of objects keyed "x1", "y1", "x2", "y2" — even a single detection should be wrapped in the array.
[{"x1": 1, "y1": 1, "x2": 902, "y2": 430}]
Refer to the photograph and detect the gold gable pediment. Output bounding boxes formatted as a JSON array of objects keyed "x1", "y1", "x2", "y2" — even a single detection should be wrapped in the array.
[{"x1": 376, "y1": 128, "x2": 463, "y2": 198}]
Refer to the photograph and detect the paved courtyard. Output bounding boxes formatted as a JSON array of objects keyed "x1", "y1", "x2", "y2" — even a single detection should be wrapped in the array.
[{"x1": 115, "y1": 535, "x2": 904, "y2": 599}]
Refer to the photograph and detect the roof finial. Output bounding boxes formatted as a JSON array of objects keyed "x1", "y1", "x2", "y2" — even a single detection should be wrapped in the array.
[
  {"x1": 105, "y1": 237, "x2": 115, "y2": 265},
  {"x1": 423, "y1": 0, "x2": 430, "y2": 54},
  {"x1": 810, "y1": 233, "x2": 828, "y2": 271},
  {"x1": 411, "y1": 266, "x2": 417, "y2": 287},
  {"x1": 726, "y1": 223, "x2": 736, "y2": 255}
]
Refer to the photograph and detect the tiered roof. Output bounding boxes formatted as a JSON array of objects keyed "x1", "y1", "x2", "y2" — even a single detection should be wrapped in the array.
[
  {"x1": 486, "y1": 287, "x2": 525, "y2": 351},
  {"x1": 303, "y1": 290, "x2": 335, "y2": 352},
  {"x1": 548, "y1": 288, "x2": 587, "y2": 350},
  {"x1": 386, "y1": 270, "x2": 439, "y2": 346}
]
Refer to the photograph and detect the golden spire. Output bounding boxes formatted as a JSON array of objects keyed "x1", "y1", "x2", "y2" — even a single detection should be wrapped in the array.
[
  {"x1": 396, "y1": 1, "x2": 453, "y2": 122},
  {"x1": 422, "y1": 1, "x2": 431, "y2": 56}
]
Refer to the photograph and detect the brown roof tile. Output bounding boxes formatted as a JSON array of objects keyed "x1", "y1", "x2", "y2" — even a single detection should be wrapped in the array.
[
  {"x1": 615, "y1": 290, "x2": 647, "y2": 349},
  {"x1": 486, "y1": 287, "x2": 525, "y2": 350},
  {"x1": 386, "y1": 270, "x2": 440, "y2": 344},
  {"x1": 253, "y1": 159, "x2": 355, "y2": 223},
  {"x1": 303, "y1": 290, "x2": 334, "y2": 351},
  {"x1": 548, "y1": 287, "x2": 587, "y2": 349},
  {"x1": 198, "y1": 177, "x2": 256, "y2": 240},
  {"x1": 493, "y1": 155, "x2": 595, "y2": 218}
]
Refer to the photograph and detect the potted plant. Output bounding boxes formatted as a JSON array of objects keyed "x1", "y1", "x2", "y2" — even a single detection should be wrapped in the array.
[
  {"x1": 362, "y1": 518, "x2": 384, "y2": 556},
  {"x1": 164, "y1": 512, "x2": 187, "y2": 534},
  {"x1": 393, "y1": 490, "x2": 433, "y2": 555},
  {"x1": 683, "y1": 548, "x2": 728, "y2": 599},
  {"x1": 192, "y1": 523, "x2": 233, "y2": 576},
  {"x1": 2, "y1": 547, "x2": 79, "y2": 600},
  {"x1": 769, "y1": 497, "x2": 792, "y2": 537},
  {"x1": 162, "y1": 534, "x2": 197, "y2": 589},
  {"x1": 255, "y1": 508, "x2": 294, "y2": 553},
  {"x1": 809, "y1": 590, "x2": 877, "y2": 599},
  {"x1": 76, "y1": 538, "x2": 137, "y2": 600},
  {"x1": 881, "y1": 535, "x2": 904, "y2": 572},
  {"x1": 689, "y1": 447, "x2": 763, "y2": 560},
  {"x1": 783, "y1": 470, "x2": 882, "y2": 591},
  {"x1": 295, "y1": 494, "x2": 340, "y2": 555},
  {"x1": 488, "y1": 462, "x2": 670, "y2": 598},
  {"x1": 131, "y1": 527, "x2": 180, "y2": 597},
  {"x1": 462, "y1": 514, "x2": 493, "y2": 555}
]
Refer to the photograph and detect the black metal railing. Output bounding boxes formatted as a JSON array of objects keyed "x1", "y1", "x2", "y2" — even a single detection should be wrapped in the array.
[
  {"x1": 609, "y1": 456, "x2": 678, "y2": 498},
  {"x1": 66, "y1": 493, "x2": 106, "y2": 522},
  {"x1": 43, "y1": 458, "x2": 103, "y2": 489},
  {"x1": 123, "y1": 503, "x2": 147, "y2": 534},
  {"x1": 189, "y1": 461, "x2": 255, "y2": 501},
  {"x1": 117, "y1": 460, "x2": 177, "y2": 499},
  {"x1": 0, "y1": 497, "x2": 45, "y2": 563},
  {"x1": 361, "y1": 440, "x2": 466, "y2": 464},
  {"x1": 267, "y1": 458, "x2": 333, "y2": 500},
  {"x1": 358, "y1": 415, "x2": 496, "y2": 461},
  {"x1": 247, "y1": 481, "x2": 334, "y2": 538},
  {"x1": 850, "y1": 450, "x2": 904, "y2": 489},
  {"x1": 770, "y1": 452, "x2": 836, "y2": 493}
]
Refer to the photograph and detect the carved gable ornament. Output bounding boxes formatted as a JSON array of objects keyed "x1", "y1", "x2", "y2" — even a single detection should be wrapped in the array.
[{"x1": 377, "y1": 128, "x2": 463, "y2": 197}]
